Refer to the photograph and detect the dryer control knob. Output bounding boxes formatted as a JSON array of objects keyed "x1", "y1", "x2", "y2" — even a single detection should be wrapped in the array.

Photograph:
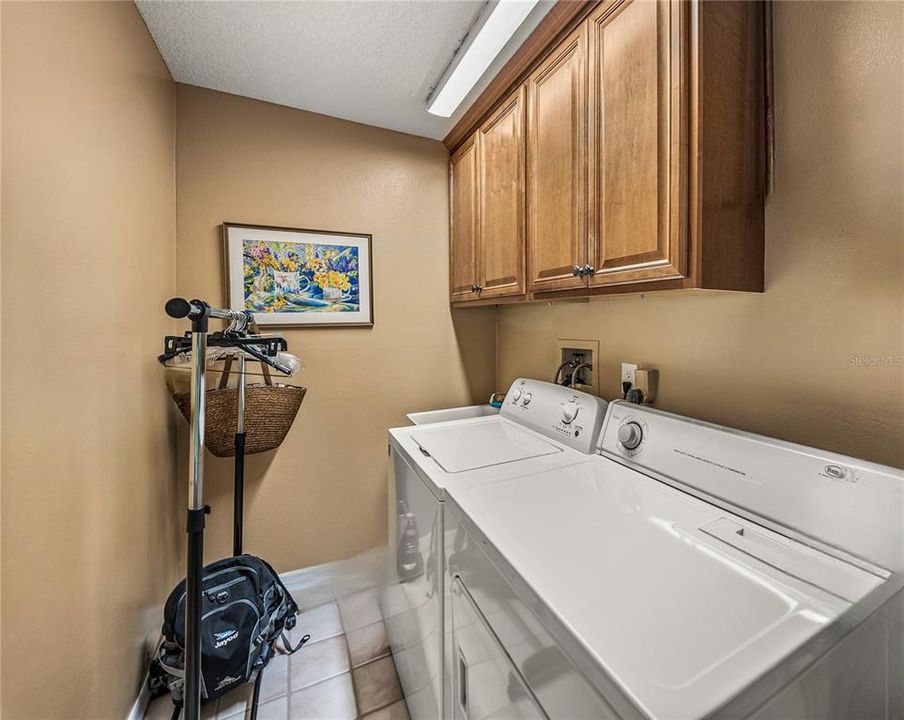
[
  {"x1": 521, "y1": 392, "x2": 533, "y2": 406},
  {"x1": 618, "y1": 422, "x2": 643, "y2": 450},
  {"x1": 512, "y1": 387, "x2": 522, "y2": 402},
  {"x1": 561, "y1": 400, "x2": 580, "y2": 424}
]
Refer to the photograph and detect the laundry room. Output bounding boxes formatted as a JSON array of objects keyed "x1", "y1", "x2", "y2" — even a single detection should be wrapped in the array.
[{"x1": 0, "y1": 1, "x2": 901, "y2": 720}]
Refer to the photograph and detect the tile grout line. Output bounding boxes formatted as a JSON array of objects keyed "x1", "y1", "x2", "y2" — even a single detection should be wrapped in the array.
[
  {"x1": 339, "y1": 609, "x2": 364, "y2": 719},
  {"x1": 339, "y1": 594, "x2": 401, "y2": 719}
]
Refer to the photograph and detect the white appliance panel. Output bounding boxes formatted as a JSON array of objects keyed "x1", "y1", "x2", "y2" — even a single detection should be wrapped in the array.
[
  {"x1": 412, "y1": 420, "x2": 562, "y2": 473},
  {"x1": 451, "y1": 577, "x2": 545, "y2": 720},
  {"x1": 445, "y1": 505, "x2": 621, "y2": 719},
  {"x1": 600, "y1": 403, "x2": 904, "y2": 572},
  {"x1": 384, "y1": 449, "x2": 443, "y2": 720},
  {"x1": 387, "y1": 379, "x2": 609, "y2": 720},
  {"x1": 408, "y1": 404, "x2": 499, "y2": 425},
  {"x1": 500, "y1": 378, "x2": 607, "y2": 455},
  {"x1": 449, "y1": 459, "x2": 884, "y2": 719}
]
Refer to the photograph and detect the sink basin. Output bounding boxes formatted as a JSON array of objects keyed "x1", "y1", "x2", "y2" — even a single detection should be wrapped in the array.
[{"x1": 406, "y1": 404, "x2": 499, "y2": 425}]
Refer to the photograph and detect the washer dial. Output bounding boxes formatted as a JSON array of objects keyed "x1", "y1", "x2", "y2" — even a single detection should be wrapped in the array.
[
  {"x1": 618, "y1": 421, "x2": 643, "y2": 450},
  {"x1": 561, "y1": 399, "x2": 580, "y2": 424}
]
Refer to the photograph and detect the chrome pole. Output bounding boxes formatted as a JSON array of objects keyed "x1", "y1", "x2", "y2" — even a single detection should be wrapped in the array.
[{"x1": 188, "y1": 331, "x2": 207, "y2": 511}]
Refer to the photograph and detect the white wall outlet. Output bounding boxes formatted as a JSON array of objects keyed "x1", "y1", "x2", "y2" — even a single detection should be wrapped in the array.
[{"x1": 621, "y1": 362, "x2": 638, "y2": 386}]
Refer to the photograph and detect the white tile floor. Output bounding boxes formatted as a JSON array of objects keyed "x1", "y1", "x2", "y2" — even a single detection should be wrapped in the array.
[{"x1": 146, "y1": 591, "x2": 409, "y2": 720}]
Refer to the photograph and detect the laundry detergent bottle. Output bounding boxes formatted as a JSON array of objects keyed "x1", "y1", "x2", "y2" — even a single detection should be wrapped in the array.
[{"x1": 397, "y1": 511, "x2": 423, "y2": 581}]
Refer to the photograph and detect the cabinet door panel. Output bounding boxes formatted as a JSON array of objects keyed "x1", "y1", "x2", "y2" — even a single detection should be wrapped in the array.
[
  {"x1": 478, "y1": 87, "x2": 526, "y2": 299},
  {"x1": 450, "y1": 134, "x2": 479, "y2": 302},
  {"x1": 527, "y1": 24, "x2": 588, "y2": 293},
  {"x1": 588, "y1": 0, "x2": 686, "y2": 286}
]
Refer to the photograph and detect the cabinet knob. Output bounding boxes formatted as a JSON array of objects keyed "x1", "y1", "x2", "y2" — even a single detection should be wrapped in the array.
[
  {"x1": 582, "y1": 264, "x2": 595, "y2": 276},
  {"x1": 572, "y1": 266, "x2": 582, "y2": 277}
]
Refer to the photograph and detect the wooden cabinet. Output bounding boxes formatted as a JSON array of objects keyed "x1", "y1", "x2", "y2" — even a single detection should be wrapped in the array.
[
  {"x1": 526, "y1": 24, "x2": 588, "y2": 293},
  {"x1": 449, "y1": 135, "x2": 479, "y2": 302},
  {"x1": 477, "y1": 87, "x2": 526, "y2": 300},
  {"x1": 451, "y1": 89, "x2": 527, "y2": 304},
  {"x1": 447, "y1": 0, "x2": 765, "y2": 305},
  {"x1": 587, "y1": 0, "x2": 686, "y2": 287}
]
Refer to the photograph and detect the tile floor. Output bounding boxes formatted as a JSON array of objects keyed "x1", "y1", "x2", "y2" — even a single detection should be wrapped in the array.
[{"x1": 146, "y1": 588, "x2": 409, "y2": 720}]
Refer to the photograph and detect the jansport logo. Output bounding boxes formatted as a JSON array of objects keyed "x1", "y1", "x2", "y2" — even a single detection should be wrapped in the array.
[{"x1": 214, "y1": 629, "x2": 239, "y2": 648}]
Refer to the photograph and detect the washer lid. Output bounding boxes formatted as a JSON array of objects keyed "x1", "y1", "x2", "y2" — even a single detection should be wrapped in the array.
[
  {"x1": 411, "y1": 418, "x2": 562, "y2": 473},
  {"x1": 450, "y1": 459, "x2": 885, "y2": 719}
]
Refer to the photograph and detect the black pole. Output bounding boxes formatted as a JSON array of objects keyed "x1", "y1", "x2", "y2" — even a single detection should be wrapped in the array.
[
  {"x1": 185, "y1": 507, "x2": 207, "y2": 719},
  {"x1": 233, "y1": 431, "x2": 246, "y2": 556},
  {"x1": 249, "y1": 670, "x2": 263, "y2": 720},
  {"x1": 233, "y1": 354, "x2": 247, "y2": 557}
]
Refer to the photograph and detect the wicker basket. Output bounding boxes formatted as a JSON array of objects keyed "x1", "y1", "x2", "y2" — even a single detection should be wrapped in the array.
[{"x1": 172, "y1": 357, "x2": 306, "y2": 458}]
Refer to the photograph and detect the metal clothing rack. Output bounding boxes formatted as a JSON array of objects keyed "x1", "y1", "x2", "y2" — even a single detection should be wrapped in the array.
[{"x1": 161, "y1": 297, "x2": 290, "y2": 720}]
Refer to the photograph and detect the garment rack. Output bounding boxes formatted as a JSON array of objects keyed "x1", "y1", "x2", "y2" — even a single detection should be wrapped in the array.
[{"x1": 161, "y1": 297, "x2": 290, "y2": 720}]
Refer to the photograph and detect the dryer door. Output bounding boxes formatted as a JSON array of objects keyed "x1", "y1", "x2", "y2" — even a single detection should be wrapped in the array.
[{"x1": 451, "y1": 577, "x2": 546, "y2": 720}]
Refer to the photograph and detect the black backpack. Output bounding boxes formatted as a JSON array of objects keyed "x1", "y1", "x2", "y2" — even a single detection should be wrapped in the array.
[{"x1": 151, "y1": 555, "x2": 308, "y2": 708}]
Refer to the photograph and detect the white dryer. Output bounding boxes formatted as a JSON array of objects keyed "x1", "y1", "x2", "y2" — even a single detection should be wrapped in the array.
[
  {"x1": 384, "y1": 379, "x2": 609, "y2": 720},
  {"x1": 446, "y1": 401, "x2": 904, "y2": 719}
]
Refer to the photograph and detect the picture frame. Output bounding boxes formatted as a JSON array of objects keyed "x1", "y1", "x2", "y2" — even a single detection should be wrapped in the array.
[{"x1": 224, "y1": 222, "x2": 374, "y2": 327}]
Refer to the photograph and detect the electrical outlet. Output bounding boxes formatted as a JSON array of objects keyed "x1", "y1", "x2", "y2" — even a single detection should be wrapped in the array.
[{"x1": 621, "y1": 362, "x2": 638, "y2": 386}]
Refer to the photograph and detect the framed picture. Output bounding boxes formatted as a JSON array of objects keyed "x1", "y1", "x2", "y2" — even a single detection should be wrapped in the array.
[{"x1": 224, "y1": 222, "x2": 373, "y2": 327}]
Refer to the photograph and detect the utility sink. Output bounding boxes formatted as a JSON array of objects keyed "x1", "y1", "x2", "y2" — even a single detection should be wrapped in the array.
[{"x1": 406, "y1": 404, "x2": 499, "y2": 425}]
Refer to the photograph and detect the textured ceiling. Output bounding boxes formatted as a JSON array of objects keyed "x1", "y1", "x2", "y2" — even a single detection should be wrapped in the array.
[{"x1": 136, "y1": 0, "x2": 552, "y2": 139}]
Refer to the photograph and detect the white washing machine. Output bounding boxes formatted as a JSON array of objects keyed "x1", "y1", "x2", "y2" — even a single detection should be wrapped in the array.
[
  {"x1": 446, "y1": 401, "x2": 904, "y2": 719},
  {"x1": 384, "y1": 379, "x2": 609, "y2": 720}
]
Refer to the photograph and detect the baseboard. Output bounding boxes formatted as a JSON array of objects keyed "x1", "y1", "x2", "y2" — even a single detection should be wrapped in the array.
[
  {"x1": 126, "y1": 665, "x2": 151, "y2": 720},
  {"x1": 279, "y1": 546, "x2": 389, "y2": 608}
]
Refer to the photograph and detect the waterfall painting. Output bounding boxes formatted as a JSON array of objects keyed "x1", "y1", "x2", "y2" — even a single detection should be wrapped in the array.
[{"x1": 224, "y1": 223, "x2": 373, "y2": 327}]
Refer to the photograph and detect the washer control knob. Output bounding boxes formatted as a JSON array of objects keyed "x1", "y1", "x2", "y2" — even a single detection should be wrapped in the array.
[
  {"x1": 512, "y1": 387, "x2": 522, "y2": 402},
  {"x1": 618, "y1": 422, "x2": 643, "y2": 450},
  {"x1": 521, "y1": 392, "x2": 533, "y2": 406},
  {"x1": 561, "y1": 400, "x2": 580, "y2": 424}
]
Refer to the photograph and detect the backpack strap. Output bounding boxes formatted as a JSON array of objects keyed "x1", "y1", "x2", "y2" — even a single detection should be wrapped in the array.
[
  {"x1": 279, "y1": 631, "x2": 310, "y2": 655},
  {"x1": 255, "y1": 555, "x2": 300, "y2": 617}
]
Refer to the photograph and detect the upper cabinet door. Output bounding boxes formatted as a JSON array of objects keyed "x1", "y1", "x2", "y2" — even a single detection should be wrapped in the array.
[
  {"x1": 449, "y1": 133, "x2": 480, "y2": 302},
  {"x1": 478, "y1": 87, "x2": 526, "y2": 299},
  {"x1": 588, "y1": 0, "x2": 687, "y2": 286},
  {"x1": 526, "y1": 24, "x2": 589, "y2": 293}
]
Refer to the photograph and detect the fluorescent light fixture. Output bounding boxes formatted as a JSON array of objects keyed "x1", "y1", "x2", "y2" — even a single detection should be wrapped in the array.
[{"x1": 428, "y1": 0, "x2": 541, "y2": 117}]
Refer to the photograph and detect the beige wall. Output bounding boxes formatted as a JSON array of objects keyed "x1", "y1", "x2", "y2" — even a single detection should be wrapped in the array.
[
  {"x1": 0, "y1": 3, "x2": 898, "y2": 718},
  {"x1": 497, "y1": 1, "x2": 904, "y2": 468},
  {"x1": 175, "y1": 85, "x2": 496, "y2": 571},
  {"x1": 1, "y1": 2, "x2": 179, "y2": 718}
]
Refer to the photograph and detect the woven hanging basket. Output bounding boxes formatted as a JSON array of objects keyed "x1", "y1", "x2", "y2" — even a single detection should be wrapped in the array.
[{"x1": 171, "y1": 354, "x2": 306, "y2": 458}]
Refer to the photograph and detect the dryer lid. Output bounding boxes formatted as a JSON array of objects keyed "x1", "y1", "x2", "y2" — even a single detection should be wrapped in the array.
[{"x1": 411, "y1": 418, "x2": 562, "y2": 473}]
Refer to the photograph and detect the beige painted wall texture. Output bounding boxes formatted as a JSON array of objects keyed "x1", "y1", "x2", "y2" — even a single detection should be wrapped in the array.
[
  {"x1": 1, "y1": 2, "x2": 180, "y2": 718},
  {"x1": 497, "y1": 1, "x2": 904, "y2": 468},
  {"x1": 175, "y1": 85, "x2": 496, "y2": 571}
]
